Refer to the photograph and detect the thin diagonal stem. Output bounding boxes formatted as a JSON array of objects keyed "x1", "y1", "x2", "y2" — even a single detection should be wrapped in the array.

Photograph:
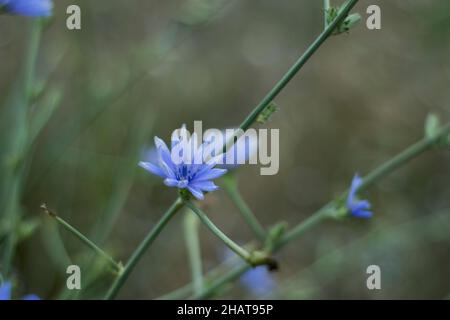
[
  {"x1": 222, "y1": 174, "x2": 266, "y2": 241},
  {"x1": 293, "y1": 123, "x2": 445, "y2": 242},
  {"x1": 104, "y1": 197, "x2": 184, "y2": 300},
  {"x1": 237, "y1": 0, "x2": 358, "y2": 133},
  {"x1": 276, "y1": 206, "x2": 332, "y2": 249},
  {"x1": 157, "y1": 282, "x2": 193, "y2": 300},
  {"x1": 359, "y1": 122, "x2": 450, "y2": 192},
  {"x1": 184, "y1": 201, "x2": 252, "y2": 262},
  {"x1": 40, "y1": 204, "x2": 122, "y2": 273},
  {"x1": 183, "y1": 210, "x2": 204, "y2": 296}
]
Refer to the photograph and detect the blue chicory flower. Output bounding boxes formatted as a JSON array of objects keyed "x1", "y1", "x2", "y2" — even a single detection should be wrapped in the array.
[
  {"x1": 346, "y1": 174, "x2": 373, "y2": 218},
  {"x1": 139, "y1": 125, "x2": 227, "y2": 200},
  {"x1": 0, "y1": 282, "x2": 12, "y2": 300},
  {"x1": 0, "y1": 282, "x2": 40, "y2": 300},
  {"x1": 0, "y1": 0, "x2": 53, "y2": 17},
  {"x1": 240, "y1": 266, "x2": 276, "y2": 297}
]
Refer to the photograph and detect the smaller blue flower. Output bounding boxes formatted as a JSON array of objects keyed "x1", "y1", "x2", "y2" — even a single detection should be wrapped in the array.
[
  {"x1": 346, "y1": 174, "x2": 372, "y2": 218},
  {"x1": 0, "y1": 0, "x2": 53, "y2": 17},
  {"x1": 0, "y1": 281, "x2": 40, "y2": 300},
  {"x1": 220, "y1": 247, "x2": 276, "y2": 297},
  {"x1": 139, "y1": 125, "x2": 227, "y2": 200},
  {"x1": 142, "y1": 128, "x2": 258, "y2": 172}
]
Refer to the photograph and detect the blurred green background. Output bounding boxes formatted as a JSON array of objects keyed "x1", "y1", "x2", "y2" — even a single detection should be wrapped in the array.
[{"x1": 1, "y1": 0, "x2": 450, "y2": 299}]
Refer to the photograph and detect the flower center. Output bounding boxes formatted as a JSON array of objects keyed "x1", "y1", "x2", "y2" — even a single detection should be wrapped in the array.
[{"x1": 178, "y1": 179, "x2": 189, "y2": 188}]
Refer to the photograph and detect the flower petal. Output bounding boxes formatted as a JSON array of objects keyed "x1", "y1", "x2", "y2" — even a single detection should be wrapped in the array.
[
  {"x1": 171, "y1": 124, "x2": 187, "y2": 149},
  {"x1": 22, "y1": 294, "x2": 40, "y2": 300},
  {"x1": 155, "y1": 136, "x2": 172, "y2": 162},
  {"x1": 142, "y1": 147, "x2": 159, "y2": 163},
  {"x1": 164, "y1": 178, "x2": 180, "y2": 187},
  {"x1": 346, "y1": 173, "x2": 373, "y2": 219},
  {"x1": 350, "y1": 174, "x2": 363, "y2": 193},
  {"x1": 347, "y1": 173, "x2": 362, "y2": 207},
  {"x1": 190, "y1": 180, "x2": 219, "y2": 192},
  {"x1": 4, "y1": 0, "x2": 53, "y2": 17},
  {"x1": 155, "y1": 137, "x2": 176, "y2": 178}
]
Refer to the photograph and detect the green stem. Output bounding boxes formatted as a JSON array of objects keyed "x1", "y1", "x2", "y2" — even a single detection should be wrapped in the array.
[
  {"x1": 104, "y1": 197, "x2": 184, "y2": 300},
  {"x1": 193, "y1": 121, "x2": 450, "y2": 299},
  {"x1": 237, "y1": 0, "x2": 358, "y2": 133},
  {"x1": 222, "y1": 174, "x2": 266, "y2": 241},
  {"x1": 283, "y1": 122, "x2": 450, "y2": 248},
  {"x1": 2, "y1": 19, "x2": 43, "y2": 276},
  {"x1": 165, "y1": 0, "x2": 362, "y2": 299},
  {"x1": 184, "y1": 201, "x2": 252, "y2": 263},
  {"x1": 41, "y1": 204, "x2": 121, "y2": 273},
  {"x1": 183, "y1": 210, "x2": 203, "y2": 296},
  {"x1": 276, "y1": 207, "x2": 331, "y2": 250},
  {"x1": 157, "y1": 283, "x2": 193, "y2": 300},
  {"x1": 190, "y1": 209, "x2": 327, "y2": 299},
  {"x1": 194, "y1": 263, "x2": 251, "y2": 300}
]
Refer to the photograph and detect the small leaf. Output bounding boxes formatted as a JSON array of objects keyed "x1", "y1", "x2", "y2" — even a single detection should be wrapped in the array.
[
  {"x1": 424, "y1": 113, "x2": 450, "y2": 148},
  {"x1": 257, "y1": 102, "x2": 278, "y2": 124},
  {"x1": 17, "y1": 218, "x2": 41, "y2": 242}
]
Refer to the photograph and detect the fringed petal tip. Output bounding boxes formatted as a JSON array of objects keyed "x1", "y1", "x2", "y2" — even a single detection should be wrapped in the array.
[
  {"x1": 0, "y1": 282, "x2": 12, "y2": 300},
  {"x1": 138, "y1": 161, "x2": 165, "y2": 178}
]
